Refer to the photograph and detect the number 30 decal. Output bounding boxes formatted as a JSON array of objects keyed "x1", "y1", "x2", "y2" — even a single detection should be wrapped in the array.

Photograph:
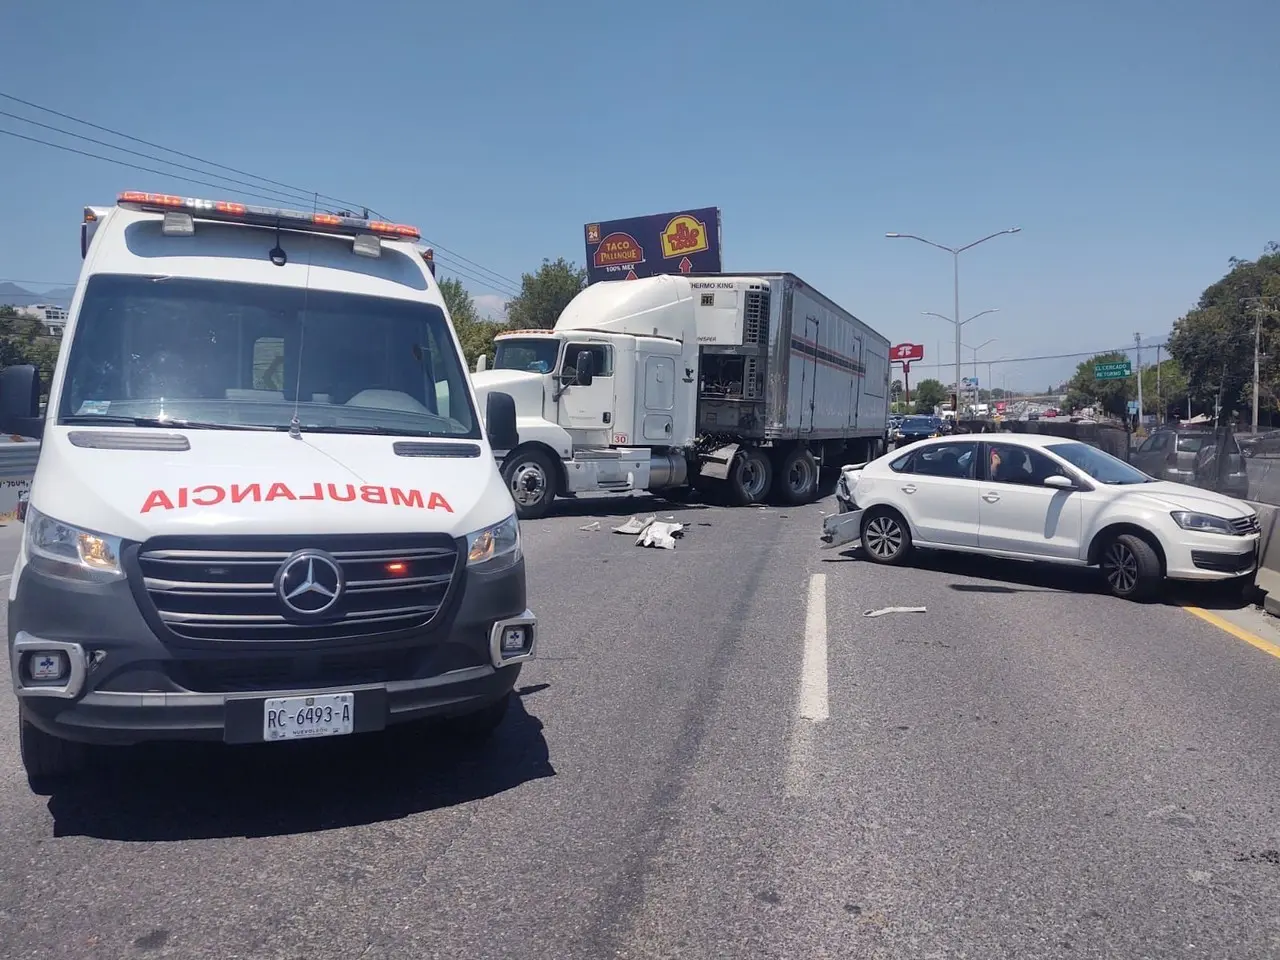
[{"x1": 613, "y1": 434, "x2": 628, "y2": 444}]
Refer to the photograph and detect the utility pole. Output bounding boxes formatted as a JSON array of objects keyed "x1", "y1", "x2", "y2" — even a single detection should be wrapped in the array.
[
  {"x1": 1155, "y1": 344, "x2": 1162, "y2": 424},
  {"x1": 1134, "y1": 332, "x2": 1143, "y2": 429},
  {"x1": 1241, "y1": 296, "x2": 1279, "y2": 433}
]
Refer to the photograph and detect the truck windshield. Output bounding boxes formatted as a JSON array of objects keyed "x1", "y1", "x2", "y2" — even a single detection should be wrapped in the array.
[
  {"x1": 494, "y1": 338, "x2": 559, "y2": 374},
  {"x1": 56, "y1": 274, "x2": 479, "y2": 438}
]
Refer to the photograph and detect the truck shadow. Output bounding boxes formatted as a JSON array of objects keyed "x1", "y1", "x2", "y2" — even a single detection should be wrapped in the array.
[
  {"x1": 40, "y1": 686, "x2": 555, "y2": 842},
  {"x1": 826, "y1": 545, "x2": 1260, "y2": 611},
  {"x1": 544, "y1": 494, "x2": 714, "y2": 521}
]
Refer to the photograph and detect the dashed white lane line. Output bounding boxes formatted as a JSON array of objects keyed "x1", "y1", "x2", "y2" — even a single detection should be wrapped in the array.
[
  {"x1": 786, "y1": 573, "x2": 829, "y2": 799},
  {"x1": 799, "y1": 573, "x2": 829, "y2": 721}
]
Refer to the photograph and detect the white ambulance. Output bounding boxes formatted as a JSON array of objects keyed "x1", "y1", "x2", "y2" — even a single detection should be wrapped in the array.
[{"x1": 3, "y1": 192, "x2": 535, "y2": 786}]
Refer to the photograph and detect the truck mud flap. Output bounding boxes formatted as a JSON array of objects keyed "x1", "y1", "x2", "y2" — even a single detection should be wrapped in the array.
[
  {"x1": 698, "y1": 442, "x2": 740, "y2": 481},
  {"x1": 820, "y1": 509, "x2": 863, "y2": 550}
]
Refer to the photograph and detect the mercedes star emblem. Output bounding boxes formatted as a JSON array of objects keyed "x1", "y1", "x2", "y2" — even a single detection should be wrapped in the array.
[{"x1": 274, "y1": 549, "x2": 345, "y2": 617}]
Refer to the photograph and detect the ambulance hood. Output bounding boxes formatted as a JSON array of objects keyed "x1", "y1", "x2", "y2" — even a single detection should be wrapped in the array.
[{"x1": 30, "y1": 427, "x2": 510, "y2": 542}]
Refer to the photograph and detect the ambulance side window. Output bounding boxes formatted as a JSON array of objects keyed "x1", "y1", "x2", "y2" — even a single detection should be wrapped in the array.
[{"x1": 253, "y1": 337, "x2": 285, "y2": 391}]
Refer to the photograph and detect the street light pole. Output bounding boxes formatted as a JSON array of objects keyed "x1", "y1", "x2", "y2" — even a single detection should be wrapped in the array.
[
  {"x1": 962, "y1": 337, "x2": 997, "y2": 410},
  {"x1": 925, "y1": 310, "x2": 998, "y2": 413},
  {"x1": 887, "y1": 227, "x2": 1022, "y2": 415}
]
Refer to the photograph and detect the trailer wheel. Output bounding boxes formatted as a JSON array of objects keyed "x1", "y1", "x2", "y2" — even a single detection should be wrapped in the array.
[
  {"x1": 501, "y1": 448, "x2": 559, "y2": 520},
  {"x1": 727, "y1": 447, "x2": 772, "y2": 506},
  {"x1": 775, "y1": 447, "x2": 819, "y2": 504}
]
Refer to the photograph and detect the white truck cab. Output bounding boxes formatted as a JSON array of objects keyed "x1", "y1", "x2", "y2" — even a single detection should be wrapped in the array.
[{"x1": 4, "y1": 192, "x2": 535, "y2": 787}]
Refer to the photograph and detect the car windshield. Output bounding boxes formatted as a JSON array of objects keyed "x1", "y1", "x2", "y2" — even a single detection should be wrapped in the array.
[
  {"x1": 493, "y1": 338, "x2": 560, "y2": 374},
  {"x1": 901, "y1": 417, "x2": 935, "y2": 430},
  {"x1": 56, "y1": 274, "x2": 478, "y2": 438},
  {"x1": 1046, "y1": 441, "x2": 1154, "y2": 484}
]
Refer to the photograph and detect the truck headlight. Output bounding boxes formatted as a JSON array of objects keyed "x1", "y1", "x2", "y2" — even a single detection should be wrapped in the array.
[
  {"x1": 24, "y1": 506, "x2": 124, "y2": 582},
  {"x1": 1170, "y1": 510, "x2": 1234, "y2": 535},
  {"x1": 466, "y1": 514, "x2": 522, "y2": 571}
]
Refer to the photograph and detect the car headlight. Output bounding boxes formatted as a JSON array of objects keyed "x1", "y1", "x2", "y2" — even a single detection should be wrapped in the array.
[
  {"x1": 1170, "y1": 510, "x2": 1235, "y2": 535},
  {"x1": 24, "y1": 506, "x2": 124, "y2": 582},
  {"x1": 466, "y1": 514, "x2": 522, "y2": 571}
]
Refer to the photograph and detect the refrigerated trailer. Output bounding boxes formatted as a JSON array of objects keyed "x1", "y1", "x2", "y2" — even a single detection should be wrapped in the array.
[{"x1": 470, "y1": 272, "x2": 891, "y2": 518}]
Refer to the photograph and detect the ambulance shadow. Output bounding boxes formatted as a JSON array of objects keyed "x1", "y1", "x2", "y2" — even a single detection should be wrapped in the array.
[{"x1": 42, "y1": 685, "x2": 555, "y2": 841}]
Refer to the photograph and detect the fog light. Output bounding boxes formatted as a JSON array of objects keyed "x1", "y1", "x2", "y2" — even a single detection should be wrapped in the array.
[
  {"x1": 28, "y1": 651, "x2": 68, "y2": 681},
  {"x1": 501, "y1": 625, "x2": 528, "y2": 654}
]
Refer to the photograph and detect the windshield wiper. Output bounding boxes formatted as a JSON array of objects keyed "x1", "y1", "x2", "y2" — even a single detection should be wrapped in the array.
[
  {"x1": 61, "y1": 415, "x2": 283, "y2": 431},
  {"x1": 293, "y1": 424, "x2": 449, "y2": 437}
]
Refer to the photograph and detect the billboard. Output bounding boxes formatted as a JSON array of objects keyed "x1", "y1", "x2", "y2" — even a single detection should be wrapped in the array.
[
  {"x1": 584, "y1": 207, "x2": 722, "y2": 285},
  {"x1": 890, "y1": 343, "x2": 924, "y2": 363}
]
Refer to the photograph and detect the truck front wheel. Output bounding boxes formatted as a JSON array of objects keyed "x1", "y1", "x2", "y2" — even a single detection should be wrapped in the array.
[{"x1": 502, "y1": 448, "x2": 560, "y2": 520}]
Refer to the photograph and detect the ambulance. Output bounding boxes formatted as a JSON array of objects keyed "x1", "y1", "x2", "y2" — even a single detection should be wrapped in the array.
[{"x1": 2, "y1": 192, "x2": 535, "y2": 786}]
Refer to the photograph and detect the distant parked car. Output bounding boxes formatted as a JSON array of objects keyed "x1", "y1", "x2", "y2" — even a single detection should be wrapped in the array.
[
  {"x1": 1238, "y1": 429, "x2": 1280, "y2": 458},
  {"x1": 821, "y1": 434, "x2": 1260, "y2": 601},
  {"x1": 1131, "y1": 426, "x2": 1249, "y2": 500}
]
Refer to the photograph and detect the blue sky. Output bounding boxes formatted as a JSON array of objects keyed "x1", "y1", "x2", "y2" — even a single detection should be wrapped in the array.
[{"x1": 2, "y1": 0, "x2": 1277, "y2": 391}]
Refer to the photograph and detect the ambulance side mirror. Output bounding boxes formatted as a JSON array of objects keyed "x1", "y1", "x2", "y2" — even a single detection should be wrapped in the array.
[{"x1": 0, "y1": 364, "x2": 43, "y2": 439}]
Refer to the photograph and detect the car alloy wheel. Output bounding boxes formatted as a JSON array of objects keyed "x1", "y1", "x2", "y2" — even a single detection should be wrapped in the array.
[
  {"x1": 863, "y1": 515, "x2": 904, "y2": 561},
  {"x1": 1102, "y1": 540, "x2": 1139, "y2": 595}
]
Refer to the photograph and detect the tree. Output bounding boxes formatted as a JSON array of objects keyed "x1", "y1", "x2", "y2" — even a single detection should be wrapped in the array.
[
  {"x1": 438, "y1": 276, "x2": 506, "y2": 371},
  {"x1": 1142, "y1": 357, "x2": 1187, "y2": 418},
  {"x1": 1167, "y1": 243, "x2": 1280, "y2": 418},
  {"x1": 913, "y1": 378, "x2": 947, "y2": 413},
  {"x1": 505, "y1": 258, "x2": 587, "y2": 330},
  {"x1": 890, "y1": 379, "x2": 903, "y2": 401},
  {"x1": 0, "y1": 305, "x2": 63, "y2": 398},
  {"x1": 1064, "y1": 351, "x2": 1132, "y2": 418}
]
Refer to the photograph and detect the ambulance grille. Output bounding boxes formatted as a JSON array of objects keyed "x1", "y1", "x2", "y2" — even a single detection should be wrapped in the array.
[{"x1": 134, "y1": 533, "x2": 460, "y2": 643}]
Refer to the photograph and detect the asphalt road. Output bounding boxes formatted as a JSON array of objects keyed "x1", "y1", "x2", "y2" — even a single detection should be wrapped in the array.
[{"x1": 1, "y1": 495, "x2": 1279, "y2": 959}]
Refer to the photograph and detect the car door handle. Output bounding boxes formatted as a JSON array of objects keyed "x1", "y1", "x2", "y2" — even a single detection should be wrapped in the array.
[
  {"x1": 982, "y1": 492, "x2": 1000, "y2": 503},
  {"x1": 901, "y1": 484, "x2": 917, "y2": 494}
]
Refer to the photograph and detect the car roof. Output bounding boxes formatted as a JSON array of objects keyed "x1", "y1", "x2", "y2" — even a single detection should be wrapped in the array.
[{"x1": 903, "y1": 433, "x2": 1083, "y2": 451}]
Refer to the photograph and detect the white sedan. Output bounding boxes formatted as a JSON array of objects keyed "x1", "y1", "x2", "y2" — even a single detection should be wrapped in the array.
[{"x1": 820, "y1": 433, "x2": 1261, "y2": 601}]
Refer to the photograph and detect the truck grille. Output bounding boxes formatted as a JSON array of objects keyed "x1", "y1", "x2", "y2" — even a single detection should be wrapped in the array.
[
  {"x1": 743, "y1": 289, "x2": 770, "y2": 345},
  {"x1": 1230, "y1": 514, "x2": 1261, "y2": 536},
  {"x1": 135, "y1": 535, "x2": 459, "y2": 643}
]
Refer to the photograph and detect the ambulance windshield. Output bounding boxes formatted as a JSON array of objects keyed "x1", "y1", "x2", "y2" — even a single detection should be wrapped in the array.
[{"x1": 56, "y1": 274, "x2": 479, "y2": 438}]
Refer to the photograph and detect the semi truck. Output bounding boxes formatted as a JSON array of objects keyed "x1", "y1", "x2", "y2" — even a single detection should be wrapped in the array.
[{"x1": 470, "y1": 272, "x2": 891, "y2": 518}]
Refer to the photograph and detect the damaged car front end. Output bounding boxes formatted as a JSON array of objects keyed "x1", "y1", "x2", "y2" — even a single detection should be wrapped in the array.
[{"x1": 820, "y1": 463, "x2": 865, "y2": 549}]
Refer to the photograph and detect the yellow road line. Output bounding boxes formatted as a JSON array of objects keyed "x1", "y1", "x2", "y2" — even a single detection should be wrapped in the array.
[{"x1": 1184, "y1": 606, "x2": 1280, "y2": 661}]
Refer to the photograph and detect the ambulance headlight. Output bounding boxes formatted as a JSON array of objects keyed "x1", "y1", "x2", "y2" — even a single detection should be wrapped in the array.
[
  {"x1": 24, "y1": 506, "x2": 124, "y2": 583},
  {"x1": 465, "y1": 514, "x2": 522, "y2": 572}
]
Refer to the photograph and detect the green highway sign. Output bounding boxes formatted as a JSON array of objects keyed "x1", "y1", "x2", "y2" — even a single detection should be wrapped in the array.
[{"x1": 1094, "y1": 360, "x2": 1132, "y2": 380}]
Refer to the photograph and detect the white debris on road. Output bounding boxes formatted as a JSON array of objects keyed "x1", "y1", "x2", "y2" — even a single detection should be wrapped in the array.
[
  {"x1": 862, "y1": 606, "x2": 928, "y2": 618},
  {"x1": 579, "y1": 521, "x2": 601, "y2": 531},
  {"x1": 613, "y1": 514, "x2": 685, "y2": 549}
]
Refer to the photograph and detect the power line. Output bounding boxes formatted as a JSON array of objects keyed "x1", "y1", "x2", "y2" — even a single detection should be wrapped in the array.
[
  {"x1": 0, "y1": 108, "x2": 322, "y2": 209},
  {"x1": 0, "y1": 91, "x2": 362, "y2": 212},
  {"x1": 901, "y1": 344, "x2": 1169, "y2": 372},
  {"x1": 0, "y1": 127, "x2": 327, "y2": 207},
  {"x1": 2, "y1": 90, "x2": 524, "y2": 297}
]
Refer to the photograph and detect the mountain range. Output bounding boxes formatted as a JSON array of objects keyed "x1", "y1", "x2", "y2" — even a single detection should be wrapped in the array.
[{"x1": 0, "y1": 282, "x2": 75, "y2": 308}]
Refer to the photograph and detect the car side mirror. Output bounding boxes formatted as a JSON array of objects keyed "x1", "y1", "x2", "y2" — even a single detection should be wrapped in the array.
[
  {"x1": 1043, "y1": 474, "x2": 1074, "y2": 490},
  {"x1": 0, "y1": 364, "x2": 44, "y2": 439},
  {"x1": 485, "y1": 391, "x2": 518, "y2": 451},
  {"x1": 574, "y1": 350, "x2": 594, "y2": 387}
]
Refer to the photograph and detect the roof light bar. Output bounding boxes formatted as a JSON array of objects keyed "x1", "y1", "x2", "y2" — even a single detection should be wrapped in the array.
[{"x1": 116, "y1": 191, "x2": 421, "y2": 241}]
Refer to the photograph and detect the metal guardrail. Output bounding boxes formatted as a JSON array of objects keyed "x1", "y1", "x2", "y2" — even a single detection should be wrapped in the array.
[{"x1": 0, "y1": 438, "x2": 39, "y2": 522}]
